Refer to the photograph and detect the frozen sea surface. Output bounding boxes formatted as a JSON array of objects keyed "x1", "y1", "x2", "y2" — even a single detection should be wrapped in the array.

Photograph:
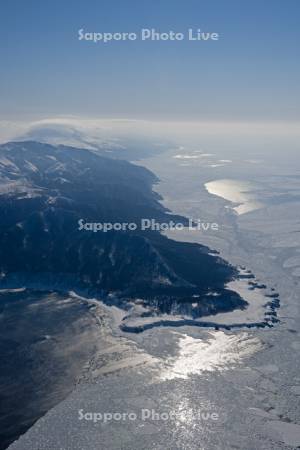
[
  {"x1": 9, "y1": 140, "x2": 300, "y2": 450},
  {"x1": 204, "y1": 179, "x2": 264, "y2": 214}
]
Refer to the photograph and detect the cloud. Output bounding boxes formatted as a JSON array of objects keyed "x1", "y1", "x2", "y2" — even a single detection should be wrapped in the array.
[{"x1": 0, "y1": 117, "x2": 299, "y2": 149}]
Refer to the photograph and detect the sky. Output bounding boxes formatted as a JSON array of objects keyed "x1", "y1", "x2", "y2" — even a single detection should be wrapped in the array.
[{"x1": 0, "y1": 0, "x2": 300, "y2": 121}]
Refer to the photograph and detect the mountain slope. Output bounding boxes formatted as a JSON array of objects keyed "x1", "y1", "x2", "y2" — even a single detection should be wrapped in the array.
[{"x1": 0, "y1": 141, "x2": 246, "y2": 316}]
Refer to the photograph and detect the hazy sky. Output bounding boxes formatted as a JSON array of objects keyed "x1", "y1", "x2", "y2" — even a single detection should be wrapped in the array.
[{"x1": 1, "y1": 0, "x2": 299, "y2": 121}]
